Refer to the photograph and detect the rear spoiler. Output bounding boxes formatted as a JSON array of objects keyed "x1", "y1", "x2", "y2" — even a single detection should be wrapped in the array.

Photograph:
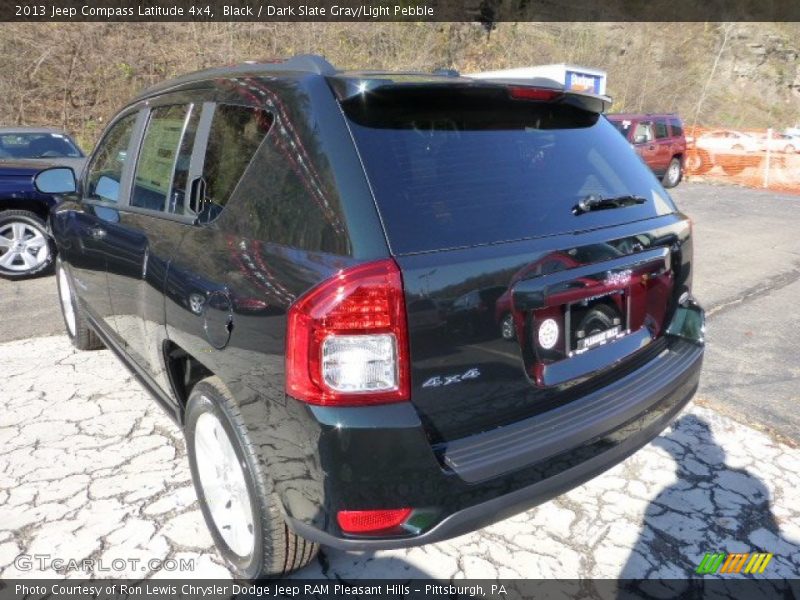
[{"x1": 328, "y1": 75, "x2": 613, "y2": 114}]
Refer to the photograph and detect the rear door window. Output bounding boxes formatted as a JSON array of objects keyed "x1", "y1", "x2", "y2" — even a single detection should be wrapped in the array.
[
  {"x1": 342, "y1": 89, "x2": 675, "y2": 255},
  {"x1": 196, "y1": 104, "x2": 273, "y2": 223},
  {"x1": 654, "y1": 120, "x2": 669, "y2": 139},
  {"x1": 669, "y1": 118, "x2": 684, "y2": 137}
]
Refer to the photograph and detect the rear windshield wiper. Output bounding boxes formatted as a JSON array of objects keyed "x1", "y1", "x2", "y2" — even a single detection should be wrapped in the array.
[{"x1": 573, "y1": 194, "x2": 647, "y2": 215}]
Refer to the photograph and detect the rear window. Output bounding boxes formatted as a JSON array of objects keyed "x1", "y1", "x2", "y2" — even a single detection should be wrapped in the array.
[{"x1": 343, "y1": 89, "x2": 676, "y2": 255}]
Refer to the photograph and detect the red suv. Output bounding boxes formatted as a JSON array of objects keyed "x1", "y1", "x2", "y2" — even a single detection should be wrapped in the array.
[{"x1": 607, "y1": 114, "x2": 686, "y2": 188}]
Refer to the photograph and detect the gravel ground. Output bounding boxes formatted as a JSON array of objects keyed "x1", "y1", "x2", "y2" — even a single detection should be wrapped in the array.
[{"x1": 1, "y1": 335, "x2": 798, "y2": 579}]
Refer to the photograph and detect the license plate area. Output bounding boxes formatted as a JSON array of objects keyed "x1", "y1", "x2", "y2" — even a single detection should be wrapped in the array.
[{"x1": 566, "y1": 290, "x2": 630, "y2": 356}]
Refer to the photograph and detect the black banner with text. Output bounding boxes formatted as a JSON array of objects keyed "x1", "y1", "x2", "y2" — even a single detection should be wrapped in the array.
[{"x1": 3, "y1": 0, "x2": 800, "y2": 23}]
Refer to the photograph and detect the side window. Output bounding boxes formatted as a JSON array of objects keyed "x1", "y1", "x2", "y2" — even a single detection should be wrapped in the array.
[
  {"x1": 197, "y1": 104, "x2": 273, "y2": 223},
  {"x1": 633, "y1": 122, "x2": 653, "y2": 144},
  {"x1": 85, "y1": 113, "x2": 137, "y2": 203},
  {"x1": 131, "y1": 105, "x2": 199, "y2": 214},
  {"x1": 670, "y1": 118, "x2": 684, "y2": 137},
  {"x1": 654, "y1": 120, "x2": 669, "y2": 139}
]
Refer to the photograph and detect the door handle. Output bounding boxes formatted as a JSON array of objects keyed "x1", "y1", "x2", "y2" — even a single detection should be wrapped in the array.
[
  {"x1": 648, "y1": 145, "x2": 655, "y2": 151},
  {"x1": 88, "y1": 226, "x2": 107, "y2": 240}
]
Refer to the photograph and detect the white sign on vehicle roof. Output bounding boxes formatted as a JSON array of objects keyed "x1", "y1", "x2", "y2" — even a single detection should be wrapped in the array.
[{"x1": 468, "y1": 64, "x2": 607, "y2": 96}]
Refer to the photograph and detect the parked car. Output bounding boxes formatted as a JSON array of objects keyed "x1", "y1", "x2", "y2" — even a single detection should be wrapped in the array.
[
  {"x1": 38, "y1": 55, "x2": 704, "y2": 579},
  {"x1": 758, "y1": 133, "x2": 798, "y2": 154},
  {"x1": 691, "y1": 129, "x2": 760, "y2": 154},
  {"x1": 446, "y1": 286, "x2": 506, "y2": 339},
  {"x1": 0, "y1": 127, "x2": 86, "y2": 278},
  {"x1": 686, "y1": 129, "x2": 763, "y2": 175},
  {"x1": 606, "y1": 113, "x2": 686, "y2": 188}
]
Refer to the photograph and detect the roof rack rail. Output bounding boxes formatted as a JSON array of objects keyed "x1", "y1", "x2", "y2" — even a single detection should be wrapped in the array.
[
  {"x1": 282, "y1": 54, "x2": 336, "y2": 75},
  {"x1": 432, "y1": 68, "x2": 460, "y2": 77},
  {"x1": 132, "y1": 54, "x2": 337, "y2": 102}
]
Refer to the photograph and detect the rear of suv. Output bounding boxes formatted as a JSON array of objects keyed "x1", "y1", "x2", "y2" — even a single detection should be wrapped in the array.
[
  {"x1": 607, "y1": 113, "x2": 687, "y2": 188},
  {"x1": 38, "y1": 56, "x2": 704, "y2": 579}
]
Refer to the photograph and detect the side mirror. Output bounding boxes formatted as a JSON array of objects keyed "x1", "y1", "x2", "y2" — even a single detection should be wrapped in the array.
[
  {"x1": 95, "y1": 175, "x2": 119, "y2": 203},
  {"x1": 633, "y1": 135, "x2": 647, "y2": 144},
  {"x1": 34, "y1": 167, "x2": 77, "y2": 195}
]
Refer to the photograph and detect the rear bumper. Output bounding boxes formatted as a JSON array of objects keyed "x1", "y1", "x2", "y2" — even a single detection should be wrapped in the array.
[{"x1": 280, "y1": 330, "x2": 703, "y2": 551}]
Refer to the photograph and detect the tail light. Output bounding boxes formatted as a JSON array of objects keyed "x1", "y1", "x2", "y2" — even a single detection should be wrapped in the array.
[
  {"x1": 508, "y1": 86, "x2": 563, "y2": 102},
  {"x1": 286, "y1": 258, "x2": 410, "y2": 406},
  {"x1": 337, "y1": 508, "x2": 412, "y2": 534}
]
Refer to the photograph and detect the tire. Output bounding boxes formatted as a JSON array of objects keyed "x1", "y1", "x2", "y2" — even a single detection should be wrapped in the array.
[
  {"x1": 56, "y1": 257, "x2": 104, "y2": 351},
  {"x1": 685, "y1": 149, "x2": 712, "y2": 175},
  {"x1": 0, "y1": 210, "x2": 55, "y2": 279},
  {"x1": 500, "y1": 313, "x2": 516, "y2": 341},
  {"x1": 184, "y1": 376, "x2": 318, "y2": 579},
  {"x1": 721, "y1": 163, "x2": 745, "y2": 176},
  {"x1": 661, "y1": 157, "x2": 682, "y2": 188}
]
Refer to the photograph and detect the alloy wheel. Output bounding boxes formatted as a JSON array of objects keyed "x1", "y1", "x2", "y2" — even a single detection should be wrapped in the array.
[
  {"x1": 194, "y1": 408, "x2": 255, "y2": 558},
  {"x1": 0, "y1": 221, "x2": 50, "y2": 273}
]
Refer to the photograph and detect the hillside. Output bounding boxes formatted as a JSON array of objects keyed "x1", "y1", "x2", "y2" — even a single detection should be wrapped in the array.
[{"x1": 1, "y1": 21, "x2": 798, "y2": 147}]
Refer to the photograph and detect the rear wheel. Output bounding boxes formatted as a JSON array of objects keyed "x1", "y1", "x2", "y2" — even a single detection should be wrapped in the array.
[
  {"x1": 185, "y1": 376, "x2": 318, "y2": 578},
  {"x1": 0, "y1": 210, "x2": 55, "y2": 279},
  {"x1": 721, "y1": 163, "x2": 745, "y2": 176},
  {"x1": 661, "y1": 157, "x2": 682, "y2": 188},
  {"x1": 56, "y1": 257, "x2": 104, "y2": 350}
]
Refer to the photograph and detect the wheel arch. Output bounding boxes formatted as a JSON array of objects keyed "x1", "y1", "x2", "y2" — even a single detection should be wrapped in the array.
[
  {"x1": 0, "y1": 198, "x2": 51, "y2": 222},
  {"x1": 162, "y1": 340, "x2": 215, "y2": 423}
]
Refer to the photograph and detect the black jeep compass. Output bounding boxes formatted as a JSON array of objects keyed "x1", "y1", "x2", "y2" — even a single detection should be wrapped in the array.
[{"x1": 38, "y1": 55, "x2": 704, "y2": 579}]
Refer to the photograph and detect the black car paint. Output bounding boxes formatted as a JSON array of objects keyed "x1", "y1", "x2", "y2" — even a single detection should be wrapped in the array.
[{"x1": 50, "y1": 67, "x2": 703, "y2": 548}]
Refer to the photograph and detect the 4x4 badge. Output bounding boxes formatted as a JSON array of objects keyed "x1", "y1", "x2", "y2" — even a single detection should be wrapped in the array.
[{"x1": 422, "y1": 368, "x2": 481, "y2": 388}]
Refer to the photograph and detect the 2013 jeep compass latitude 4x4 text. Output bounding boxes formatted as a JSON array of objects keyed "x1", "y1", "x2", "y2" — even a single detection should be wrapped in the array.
[{"x1": 37, "y1": 55, "x2": 705, "y2": 579}]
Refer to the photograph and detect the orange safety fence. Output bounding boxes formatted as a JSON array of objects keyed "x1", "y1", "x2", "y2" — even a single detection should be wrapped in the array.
[{"x1": 684, "y1": 126, "x2": 800, "y2": 195}]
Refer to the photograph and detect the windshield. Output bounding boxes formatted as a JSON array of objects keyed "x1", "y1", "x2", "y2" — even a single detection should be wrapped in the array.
[
  {"x1": 0, "y1": 133, "x2": 84, "y2": 160},
  {"x1": 609, "y1": 119, "x2": 631, "y2": 137},
  {"x1": 342, "y1": 89, "x2": 675, "y2": 255}
]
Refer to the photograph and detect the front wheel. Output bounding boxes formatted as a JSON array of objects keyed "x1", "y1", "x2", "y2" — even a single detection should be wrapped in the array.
[
  {"x1": 56, "y1": 257, "x2": 104, "y2": 350},
  {"x1": 662, "y1": 157, "x2": 682, "y2": 188},
  {"x1": 185, "y1": 376, "x2": 318, "y2": 579},
  {"x1": 0, "y1": 210, "x2": 55, "y2": 279}
]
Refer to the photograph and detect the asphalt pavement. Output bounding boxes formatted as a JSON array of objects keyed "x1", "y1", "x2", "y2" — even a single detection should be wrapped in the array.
[{"x1": 670, "y1": 182, "x2": 800, "y2": 441}]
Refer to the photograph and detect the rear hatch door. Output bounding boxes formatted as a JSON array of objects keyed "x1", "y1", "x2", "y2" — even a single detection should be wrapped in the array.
[{"x1": 339, "y1": 82, "x2": 691, "y2": 443}]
